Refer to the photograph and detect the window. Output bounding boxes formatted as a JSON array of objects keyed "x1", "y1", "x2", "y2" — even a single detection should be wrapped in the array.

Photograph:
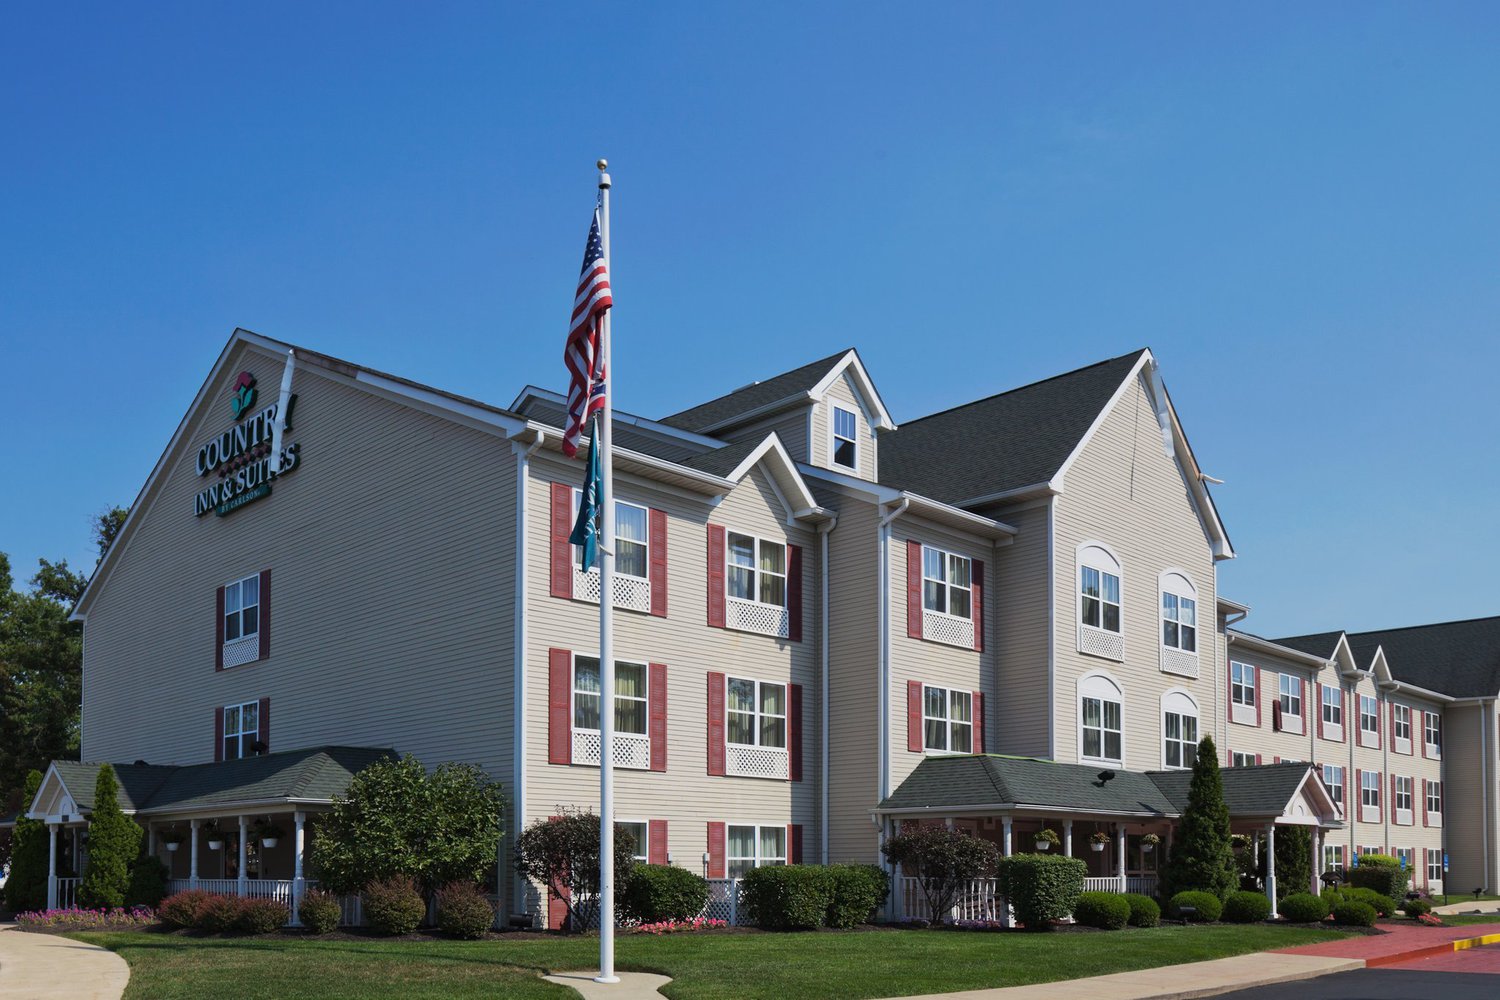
[
  {"x1": 1080, "y1": 675, "x2": 1123, "y2": 763},
  {"x1": 223, "y1": 574, "x2": 260, "y2": 643},
  {"x1": 573, "y1": 492, "x2": 649, "y2": 580},
  {"x1": 573, "y1": 656, "x2": 648, "y2": 736},
  {"x1": 1323, "y1": 764, "x2": 1344, "y2": 806},
  {"x1": 222, "y1": 701, "x2": 260, "y2": 760},
  {"x1": 1080, "y1": 566, "x2": 1121, "y2": 633},
  {"x1": 1279, "y1": 674, "x2": 1302, "y2": 718},
  {"x1": 1232, "y1": 751, "x2": 1254, "y2": 767},
  {"x1": 1359, "y1": 695, "x2": 1379, "y2": 740},
  {"x1": 727, "y1": 533, "x2": 787, "y2": 608},
  {"x1": 1425, "y1": 712, "x2": 1442, "y2": 755},
  {"x1": 619, "y1": 821, "x2": 649, "y2": 863},
  {"x1": 922, "y1": 686, "x2": 973, "y2": 753},
  {"x1": 1394, "y1": 775, "x2": 1413, "y2": 817},
  {"x1": 1160, "y1": 589, "x2": 1197, "y2": 652},
  {"x1": 1360, "y1": 770, "x2": 1380, "y2": 812},
  {"x1": 728, "y1": 824, "x2": 786, "y2": 878},
  {"x1": 1321, "y1": 685, "x2": 1342, "y2": 727},
  {"x1": 727, "y1": 677, "x2": 787, "y2": 749},
  {"x1": 831, "y1": 406, "x2": 858, "y2": 469},
  {"x1": 1230, "y1": 662, "x2": 1256, "y2": 710},
  {"x1": 1394, "y1": 704, "x2": 1411, "y2": 743},
  {"x1": 1427, "y1": 780, "x2": 1443, "y2": 816},
  {"x1": 1428, "y1": 851, "x2": 1443, "y2": 883},
  {"x1": 1162, "y1": 691, "x2": 1198, "y2": 769},
  {"x1": 922, "y1": 547, "x2": 972, "y2": 620},
  {"x1": 1394, "y1": 847, "x2": 1414, "y2": 872},
  {"x1": 1324, "y1": 844, "x2": 1345, "y2": 872}
]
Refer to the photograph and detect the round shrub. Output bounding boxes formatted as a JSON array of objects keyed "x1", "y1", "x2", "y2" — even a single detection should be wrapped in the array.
[
  {"x1": 237, "y1": 897, "x2": 290, "y2": 934},
  {"x1": 1279, "y1": 892, "x2": 1330, "y2": 923},
  {"x1": 1348, "y1": 855, "x2": 1408, "y2": 915},
  {"x1": 1122, "y1": 893, "x2": 1160, "y2": 928},
  {"x1": 1402, "y1": 898, "x2": 1432, "y2": 918},
  {"x1": 1073, "y1": 891, "x2": 1130, "y2": 930},
  {"x1": 1319, "y1": 887, "x2": 1345, "y2": 908},
  {"x1": 997, "y1": 854, "x2": 1086, "y2": 931},
  {"x1": 1332, "y1": 900, "x2": 1377, "y2": 927},
  {"x1": 158, "y1": 889, "x2": 214, "y2": 928},
  {"x1": 825, "y1": 864, "x2": 890, "y2": 929},
  {"x1": 621, "y1": 864, "x2": 711, "y2": 924},
  {"x1": 198, "y1": 894, "x2": 246, "y2": 932},
  {"x1": 740, "y1": 865, "x2": 832, "y2": 930},
  {"x1": 298, "y1": 889, "x2": 342, "y2": 935},
  {"x1": 436, "y1": 882, "x2": 495, "y2": 939},
  {"x1": 1169, "y1": 890, "x2": 1222, "y2": 922},
  {"x1": 365, "y1": 877, "x2": 426, "y2": 936},
  {"x1": 1343, "y1": 887, "x2": 1392, "y2": 916},
  {"x1": 1222, "y1": 890, "x2": 1271, "y2": 923}
]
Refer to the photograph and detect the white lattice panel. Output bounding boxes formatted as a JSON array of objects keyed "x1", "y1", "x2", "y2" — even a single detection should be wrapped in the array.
[
  {"x1": 572, "y1": 730, "x2": 651, "y2": 769},
  {"x1": 1078, "y1": 625, "x2": 1124, "y2": 661},
  {"x1": 922, "y1": 610, "x2": 975, "y2": 648},
  {"x1": 1160, "y1": 646, "x2": 1199, "y2": 678},
  {"x1": 222, "y1": 635, "x2": 259, "y2": 668},
  {"x1": 726, "y1": 743, "x2": 788, "y2": 779},
  {"x1": 573, "y1": 570, "x2": 652, "y2": 613},
  {"x1": 701, "y1": 879, "x2": 749, "y2": 924},
  {"x1": 727, "y1": 598, "x2": 789, "y2": 638}
]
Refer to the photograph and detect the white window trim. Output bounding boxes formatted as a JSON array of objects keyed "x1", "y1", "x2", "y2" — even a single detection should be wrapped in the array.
[
  {"x1": 724, "y1": 531, "x2": 790, "y2": 639},
  {"x1": 1427, "y1": 852, "x2": 1443, "y2": 884},
  {"x1": 1076, "y1": 542, "x2": 1124, "y2": 661},
  {"x1": 572, "y1": 490, "x2": 651, "y2": 582},
  {"x1": 1229, "y1": 661, "x2": 1257, "y2": 727},
  {"x1": 1078, "y1": 671, "x2": 1124, "y2": 766},
  {"x1": 921, "y1": 684, "x2": 975, "y2": 755},
  {"x1": 222, "y1": 572, "x2": 261, "y2": 647},
  {"x1": 619, "y1": 819, "x2": 650, "y2": 863},
  {"x1": 1427, "y1": 780, "x2": 1443, "y2": 825},
  {"x1": 1321, "y1": 684, "x2": 1343, "y2": 740},
  {"x1": 725, "y1": 676, "x2": 790, "y2": 780},
  {"x1": 1277, "y1": 673, "x2": 1304, "y2": 735},
  {"x1": 1393, "y1": 775, "x2": 1414, "y2": 826},
  {"x1": 1358, "y1": 694, "x2": 1381, "y2": 749},
  {"x1": 920, "y1": 545, "x2": 974, "y2": 623},
  {"x1": 726, "y1": 822, "x2": 788, "y2": 878},
  {"x1": 1424, "y1": 712, "x2": 1442, "y2": 758},
  {"x1": 1359, "y1": 770, "x2": 1381, "y2": 823},
  {"x1": 222, "y1": 699, "x2": 260, "y2": 760},
  {"x1": 1393, "y1": 704, "x2": 1412, "y2": 753},
  {"x1": 570, "y1": 652, "x2": 652, "y2": 770},
  {"x1": 726, "y1": 676, "x2": 788, "y2": 750},
  {"x1": 1161, "y1": 689, "x2": 1199, "y2": 770},
  {"x1": 1322, "y1": 764, "x2": 1345, "y2": 810},
  {"x1": 1324, "y1": 843, "x2": 1346, "y2": 872},
  {"x1": 829, "y1": 404, "x2": 859, "y2": 473},
  {"x1": 1158, "y1": 569, "x2": 1199, "y2": 657},
  {"x1": 1231, "y1": 751, "x2": 1254, "y2": 767}
]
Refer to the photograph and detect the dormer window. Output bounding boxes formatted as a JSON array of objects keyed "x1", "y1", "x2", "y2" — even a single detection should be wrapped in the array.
[{"x1": 831, "y1": 406, "x2": 858, "y2": 470}]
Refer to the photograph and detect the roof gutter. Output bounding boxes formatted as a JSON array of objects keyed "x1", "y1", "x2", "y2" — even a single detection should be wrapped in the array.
[
  {"x1": 1226, "y1": 631, "x2": 1334, "y2": 671},
  {"x1": 871, "y1": 803, "x2": 1180, "y2": 820}
]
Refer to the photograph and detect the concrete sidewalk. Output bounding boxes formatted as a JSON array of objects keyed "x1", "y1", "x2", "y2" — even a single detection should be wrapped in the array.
[
  {"x1": 544, "y1": 971, "x2": 674, "y2": 998},
  {"x1": 1433, "y1": 899, "x2": 1500, "y2": 915},
  {"x1": 0, "y1": 924, "x2": 130, "y2": 1000}
]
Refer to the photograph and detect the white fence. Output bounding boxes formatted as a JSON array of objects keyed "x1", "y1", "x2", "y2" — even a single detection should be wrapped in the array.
[
  {"x1": 54, "y1": 877, "x2": 80, "y2": 909},
  {"x1": 897, "y1": 874, "x2": 1159, "y2": 924},
  {"x1": 702, "y1": 878, "x2": 752, "y2": 925}
]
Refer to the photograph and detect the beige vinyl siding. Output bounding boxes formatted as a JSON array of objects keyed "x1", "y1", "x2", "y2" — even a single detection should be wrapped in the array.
[
  {"x1": 987, "y1": 500, "x2": 1052, "y2": 758},
  {"x1": 812, "y1": 372, "x2": 877, "y2": 481},
  {"x1": 81, "y1": 344, "x2": 518, "y2": 792},
  {"x1": 717, "y1": 409, "x2": 811, "y2": 465},
  {"x1": 1051, "y1": 371, "x2": 1219, "y2": 771},
  {"x1": 1437, "y1": 703, "x2": 1496, "y2": 891},
  {"x1": 1220, "y1": 649, "x2": 1322, "y2": 764},
  {"x1": 523, "y1": 457, "x2": 820, "y2": 882}
]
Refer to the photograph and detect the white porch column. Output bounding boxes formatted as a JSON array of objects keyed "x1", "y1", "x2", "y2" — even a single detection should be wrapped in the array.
[
  {"x1": 147, "y1": 823, "x2": 157, "y2": 858},
  {"x1": 1001, "y1": 816, "x2": 1013, "y2": 856},
  {"x1": 1310, "y1": 826, "x2": 1322, "y2": 896},
  {"x1": 46, "y1": 823, "x2": 59, "y2": 910},
  {"x1": 1116, "y1": 824, "x2": 1127, "y2": 893},
  {"x1": 189, "y1": 819, "x2": 201, "y2": 888},
  {"x1": 290, "y1": 811, "x2": 307, "y2": 928},
  {"x1": 1063, "y1": 819, "x2": 1074, "y2": 857},
  {"x1": 1264, "y1": 824, "x2": 1278, "y2": 919},
  {"x1": 237, "y1": 816, "x2": 249, "y2": 896}
]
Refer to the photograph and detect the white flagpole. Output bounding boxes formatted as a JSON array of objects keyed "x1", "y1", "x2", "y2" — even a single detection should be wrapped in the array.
[
  {"x1": 270, "y1": 349, "x2": 295, "y2": 476},
  {"x1": 594, "y1": 157, "x2": 620, "y2": 985}
]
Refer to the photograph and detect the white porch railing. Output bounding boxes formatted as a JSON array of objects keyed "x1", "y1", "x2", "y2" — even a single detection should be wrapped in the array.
[
  {"x1": 55, "y1": 877, "x2": 80, "y2": 909},
  {"x1": 896, "y1": 877, "x2": 1003, "y2": 922},
  {"x1": 162, "y1": 878, "x2": 362, "y2": 926},
  {"x1": 1083, "y1": 877, "x2": 1118, "y2": 892},
  {"x1": 1082, "y1": 876, "x2": 1158, "y2": 895}
]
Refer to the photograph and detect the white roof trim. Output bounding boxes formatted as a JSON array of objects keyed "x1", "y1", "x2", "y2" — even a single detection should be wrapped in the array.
[
  {"x1": 797, "y1": 463, "x2": 1015, "y2": 540},
  {"x1": 723, "y1": 433, "x2": 820, "y2": 515},
  {"x1": 509, "y1": 385, "x2": 724, "y2": 449},
  {"x1": 808, "y1": 350, "x2": 896, "y2": 430},
  {"x1": 1369, "y1": 646, "x2": 1396, "y2": 687}
]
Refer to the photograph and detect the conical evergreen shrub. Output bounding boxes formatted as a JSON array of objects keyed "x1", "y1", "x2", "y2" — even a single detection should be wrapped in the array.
[
  {"x1": 78, "y1": 764, "x2": 142, "y2": 909},
  {"x1": 5, "y1": 771, "x2": 48, "y2": 913},
  {"x1": 1162, "y1": 735, "x2": 1236, "y2": 901}
]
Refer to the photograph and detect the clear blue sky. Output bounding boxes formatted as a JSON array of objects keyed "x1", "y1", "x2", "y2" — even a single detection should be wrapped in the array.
[{"x1": 3, "y1": 2, "x2": 1497, "y2": 638}]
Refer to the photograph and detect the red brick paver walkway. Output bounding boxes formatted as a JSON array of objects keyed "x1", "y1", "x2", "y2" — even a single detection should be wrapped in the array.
[
  {"x1": 1385, "y1": 942, "x2": 1500, "y2": 972},
  {"x1": 1274, "y1": 921, "x2": 1500, "y2": 965}
]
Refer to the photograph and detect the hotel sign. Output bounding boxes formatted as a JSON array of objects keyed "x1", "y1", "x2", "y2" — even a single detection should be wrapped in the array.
[{"x1": 193, "y1": 371, "x2": 302, "y2": 517}]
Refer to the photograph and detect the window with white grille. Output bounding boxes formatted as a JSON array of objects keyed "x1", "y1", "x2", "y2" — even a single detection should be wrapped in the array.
[
  {"x1": 922, "y1": 686, "x2": 973, "y2": 754},
  {"x1": 1080, "y1": 674, "x2": 1123, "y2": 764},
  {"x1": 572, "y1": 655, "x2": 651, "y2": 769},
  {"x1": 1321, "y1": 685, "x2": 1342, "y2": 728},
  {"x1": 920, "y1": 545, "x2": 974, "y2": 647},
  {"x1": 1078, "y1": 544, "x2": 1123, "y2": 660},
  {"x1": 1277, "y1": 674, "x2": 1303, "y2": 733},
  {"x1": 572, "y1": 492, "x2": 652, "y2": 612},
  {"x1": 1359, "y1": 695, "x2": 1380, "y2": 746},
  {"x1": 1324, "y1": 844, "x2": 1345, "y2": 871},
  {"x1": 1159, "y1": 572, "x2": 1197, "y2": 659},
  {"x1": 1230, "y1": 662, "x2": 1256, "y2": 725},
  {"x1": 725, "y1": 532, "x2": 790, "y2": 637},
  {"x1": 1425, "y1": 712, "x2": 1442, "y2": 756},
  {"x1": 223, "y1": 701, "x2": 259, "y2": 760},
  {"x1": 1162, "y1": 691, "x2": 1198, "y2": 769},
  {"x1": 728, "y1": 824, "x2": 786, "y2": 878},
  {"x1": 1232, "y1": 751, "x2": 1254, "y2": 767},
  {"x1": 1427, "y1": 780, "x2": 1443, "y2": 818},
  {"x1": 726, "y1": 677, "x2": 788, "y2": 779},
  {"x1": 1394, "y1": 775, "x2": 1413, "y2": 822},
  {"x1": 1360, "y1": 770, "x2": 1380, "y2": 819},
  {"x1": 1428, "y1": 851, "x2": 1443, "y2": 884},
  {"x1": 831, "y1": 406, "x2": 858, "y2": 470},
  {"x1": 1323, "y1": 764, "x2": 1344, "y2": 806},
  {"x1": 1393, "y1": 704, "x2": 1411, "y2": 746}
]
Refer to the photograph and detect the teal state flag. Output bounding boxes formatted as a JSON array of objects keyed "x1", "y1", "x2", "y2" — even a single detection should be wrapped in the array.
[{"x1": 569, "y1": 422, "x2": 602, "y2": 571}]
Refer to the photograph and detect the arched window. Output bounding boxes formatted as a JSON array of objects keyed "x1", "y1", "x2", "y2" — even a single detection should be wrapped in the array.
[
  {"x1": 1162, "y1": 689, "x2": 1199, "y2": 769},
  {"x1": 1079, "y1": 672, "x2": 1124, "y2": 765},
  {"x1": 1077, "y1": 543, "x2": 1124, "y2": 661},
  {"x1": 1159, "y1": 571, "x2": 1197, "y2": 653}
]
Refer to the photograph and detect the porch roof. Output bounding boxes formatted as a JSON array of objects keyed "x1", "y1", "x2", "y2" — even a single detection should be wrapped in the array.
[{"x1": 30, "y1": 746, "x2": 395, "y2": 819}]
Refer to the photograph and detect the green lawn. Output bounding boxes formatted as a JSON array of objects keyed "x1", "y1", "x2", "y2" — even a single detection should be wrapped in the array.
[{"x1": 75, "y1": 924, "x2": 1354, "y2": 1000}]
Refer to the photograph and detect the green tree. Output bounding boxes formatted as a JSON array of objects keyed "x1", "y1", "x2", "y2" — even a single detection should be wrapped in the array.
[
  {"x1": 5, "y1": 770, "x2": 48, "y2": 913},
  {"x1": 311, "y1": 755, "x2": 506, "y2": 897},
  {"x1": 93, "y1": 507, "x2": 128, "y2": 566},
  {"x1": 1272, "y1": 826, "x2": 1311, "y2": 900},
  {"x1": 881, "y1": 826, "x2": 1001, "y2": 925},
  {"x1": 513, "y1": 812, "x2": 637, "y2": 933},
  {"x1": 79, "y1": 764, "x2": 142, "y2": 908},
  {"x1": 1162, "y1": 735, "x2": 1236, "y2": 901}
]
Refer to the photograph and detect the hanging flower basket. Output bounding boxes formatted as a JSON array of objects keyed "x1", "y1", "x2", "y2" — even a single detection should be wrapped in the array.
[
  {"x1": 207, "y1": 838, "x2": 224, "y2": 851},
  {"x1": 1090, "y1": 832, "x2": 1111, "y2": 852},
  {"x1": 161, "y1": 831, "x2": 185, "y2": 853},
  {"x1": 1090, "y1": 842, "x2": 1106, "y2": 852},
  {"x1": 1034, "y1": 828, "x2": 1060, "y2": 852},
  {"x1": 165, "y1": 842, "x2": 180, "y2": 853},
  {"x1": 252, "y1": 821, "x2": 285, "y2": 849},
  {"x1": 1141, "y1": 833, "x2": 1161, "y2": 853}
]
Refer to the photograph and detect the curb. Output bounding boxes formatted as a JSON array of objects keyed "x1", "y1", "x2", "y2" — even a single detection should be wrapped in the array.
[{"x1": 1364, "y1": 930, "x2": 1500, "y2": 968}]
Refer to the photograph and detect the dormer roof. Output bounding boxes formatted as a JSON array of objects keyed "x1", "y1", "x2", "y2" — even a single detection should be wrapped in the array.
[{"x1": 660, "y1": 349, "x2": 894, "y2": 435}]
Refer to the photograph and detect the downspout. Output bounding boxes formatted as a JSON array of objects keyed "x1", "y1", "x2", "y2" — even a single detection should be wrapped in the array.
[
  {"x1": 876, "y1": 499, "x2": 909, "y2": 811},
  {"x1": 818, "y1": 515, "x2": 837, "y2": 865},
  {"x1": 1347, "y1": 678, "x2": 1356, "y2": 859},
  {"x1": 1482, "y1": 702, "x2": 1491, "y2": 892},
  {"x1": 1382, "y1": 690, "x2": 1391, "y2": 854},
  {"x1": 512, "y1": 430, "x2": 545, "y2": 915},
  {"x1": 1046, "y1": 499, "x2": 1056, "y2": 760}
]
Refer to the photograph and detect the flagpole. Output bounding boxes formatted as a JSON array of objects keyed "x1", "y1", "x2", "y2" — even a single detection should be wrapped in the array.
[{"x1": 594, "y1": 157, "x2": 620, "y2": 986}]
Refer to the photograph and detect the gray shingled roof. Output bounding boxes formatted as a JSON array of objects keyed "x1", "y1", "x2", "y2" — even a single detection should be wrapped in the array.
[
  {"x1": 43, "y1": 747, "x2": 394, "y2": 815},
  {"x1": 676, "y1": 436, "x2": 765, "y2": 477},
  {"x1": 879, "y1": 755, "x2": 1321, "y2": 819},
  {"x1": 878, "y1": 350, "x2": 1148, "y2": 505},
  {"x1": 660, "y1": 350, "x2": 852, "y2": 432},
  {"x1": 1271, "y1": 631, "x2": 1345, "y2": 660},
  {"x1": 1343, "y1": 617, "x2": 1500, "y2": 698}
]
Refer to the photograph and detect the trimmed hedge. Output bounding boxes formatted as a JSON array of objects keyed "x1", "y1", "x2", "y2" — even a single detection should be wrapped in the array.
[
  {"x1": 825, "y1": 864, "x2": 889, "y2": 929},
  {"x1": 741, "y1": 866, "x2": 832, "y2": 931},
  {"x1": 1348, "y1": 855, "x2": 1408, "y2": 914},
  {"x1": 1169, "y1": 890, "x2": 1222, "y2": 922},
  {"x1": 1333, "y1": 900, "x2": 1377, "y2": 926},
  {"x1": 1402, "y1": 897, "x2": 1433, "y2": 918},
  {"x1": 199, "y1": 894, "x2": 245, "y2": 933},
  {"x1": 436, "y1": 882, "x2": 495, "y2": 939},
  {"x1": 622, "y1": 864, "x2": 712, "y2": 925},
  {"x1": 236, "y1": 897, "x2": 290, "y2": 934},
  {"x1": 1319, "y1": 887, "x2": 1345, "y2": 908},
  {"x1": 997, "y1": 854, "x2": 1086, "y2": 931},
  {"x1": 1343, "y1": 886, "x2": 1393, "y2": 917},
  {"x1": 298, "y1": 889, "x2": 342, "y2": 935},
  {"x1": 1280, "y1": 892, "x2": 1330, "y2": 923},
  {"x1": 158, "y1": 889, "x2": 214, "y2": 929},
  {"x1": 1222, "y1": 890, "x2": 1271, "y2": 923},
  {"x1": 1122, "y1": 893, "x2": 1160, "y2": 928},
  {"x1": 1073, "y1": 891, "x2": 1130, "y2": 930},
  {"x1": 364, "y1": 877, "x2": 426, "y2": 935}
]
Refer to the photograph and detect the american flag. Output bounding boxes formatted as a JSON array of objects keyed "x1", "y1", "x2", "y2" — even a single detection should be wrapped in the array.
[{"x1": 562, "y1": 205, "x2": 612, "y2": 457}]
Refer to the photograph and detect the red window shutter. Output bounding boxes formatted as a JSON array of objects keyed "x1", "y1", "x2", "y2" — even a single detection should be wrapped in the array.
[
  {"x1": 214, "y1": 706, "x2": 224, "y2": 762},
  {"x1": 788, "y1": 683, "x2": 803, "y2": 782},
  {"x1": 707, "y1": 822, "x2": 726, "y2": 878},
  {"x1": 906, "y1": 540, "x2": 923, "y2": 639},
  {"x1": 258, "y1": 569, "x2": 271, "y2": 661},
  {"x1": 789, "y1": 824, "x2": 803, "y2": 864},
  {"x1": 649, "y1": 508, "x2": 668, "y2": 617},
  {"x1": 1389, "y1": 702, "x2": 1396, "y2": 746},
  {"x1": 1376, "y1": 699, "x2": 1383, "y2": 741},
  {"x1": 548, "y1": 649, "x2": 572, "y2": 765},
  {"x1": 1421, "y1": 779, "x2": 1429, "y2": 827},
  {"x1": 648, "y1": 819, "x2": 668, "y2": 865},
  {"x1": 215, "y1": 586, "x2": 226, "y2": 671},
  {"x1": 1255, "y1": 754, "x2": 1262, "y2": 765},
  {"x1": 257, "y1": 696, "x2": 270, "y2": 752},
  {"x1": 1378, "y1": 771, "x2": 1384, "y2": 822},
  {"x1": 1391, "y1": 773, "x2": 1397, "y2": 822},
  {"x1": 972, "y1": 691, "x2": 984, "y2": 754},
  {"x1": 907, "y1": 681, "x2": 923, "y2": 753},
  {"x1": 1274, "y1": 756, "x2": 1281, "y2": 764},
  {"x1": 550, "y1": 482, "x2": 573, "y2": 599},
  {"x1": 1302, "y1": 679, "x2": 1309, "y2": 732},
  {"x1": 1339, "y1": 690, "x2": 1347, "y2": 742},
  {"x1": 1225, "y1": 659, "x2": 1232, "y2": 717},
  {"x1": 707, "y1": 524, "x2": 727, "y2": 628},
  {"x1": 1421, "y1": 848, "x2": 1428, "y2": 889},
  {"x1": 1421, "y1": 714, "x2": 1429, "y2": 758},
  {"x1": 787, "y1": 544, "x2": 803, "y2": 642},
  {"x1": 1316, "y1": 684, "x2": 1324, "y2": 740},
  {"x1": 971, "y1": 560, "x2": 984, "y2": 652},
  {"x1": 1253, "y1": 667, "x2": 1262, "y2": 726},
  {"x1": 649, "y1": 662, "x2": 668, "y2": 772},
  {"x1": 707, "y1": 672, "x2": 726, "y2": 775}
]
